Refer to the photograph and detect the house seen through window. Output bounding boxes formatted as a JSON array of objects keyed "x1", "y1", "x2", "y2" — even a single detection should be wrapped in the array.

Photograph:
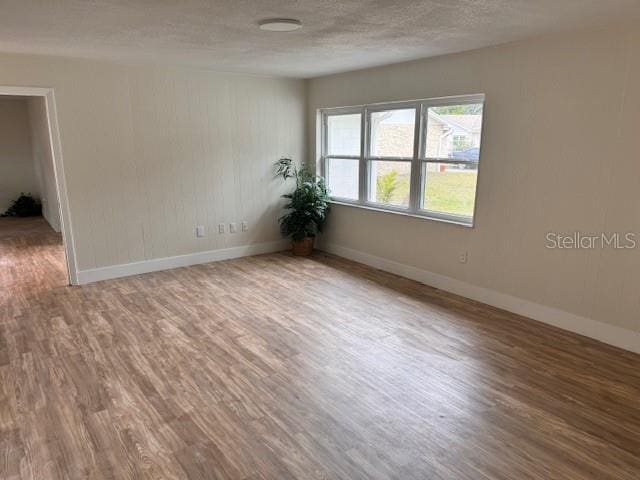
[{"x1": 320, "y1": 95, "x2": 484, "y2": 225}]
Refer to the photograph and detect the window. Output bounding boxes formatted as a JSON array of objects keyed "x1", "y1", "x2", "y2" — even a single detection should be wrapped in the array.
[
  {"x1": 319, "y1": 95, "x2": 484, "y2": 225},
  {"x1": 369, "y1": 160, "x2": 411, "y2": 207},
  {"x1": 326, "y1": 113, "x2": 360, "y2": 156},
  {"x1": 326, "y1": 157, "x2": 359, "y2": 200},
  {"x1": 323, "y1": 111, "x2": 361, "y2": 200},
  {"x1": 367, "y1": 108, "x2": 416, "y2": 207}
]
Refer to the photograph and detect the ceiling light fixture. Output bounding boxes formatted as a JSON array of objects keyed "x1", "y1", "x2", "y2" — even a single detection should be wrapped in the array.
[{"x1": 258, "y1": 18, "x2": 302, "y2": 32}]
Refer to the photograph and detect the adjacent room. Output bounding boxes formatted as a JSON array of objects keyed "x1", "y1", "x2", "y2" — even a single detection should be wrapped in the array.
[
  {"x1": 0, "y1": 93, "x2": 67, "y2": 293},
  {"x1": 0, "y1": 1, "x2": 639, "y2": 479}
]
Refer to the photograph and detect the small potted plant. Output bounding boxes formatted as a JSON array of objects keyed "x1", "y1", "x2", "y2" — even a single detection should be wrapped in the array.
[
  {"x1": 276, "y1": 158, "x2": 330, "y2": 256},
  {"x1": 1, "y1": 193, "x2": 42, "y2": 217}
]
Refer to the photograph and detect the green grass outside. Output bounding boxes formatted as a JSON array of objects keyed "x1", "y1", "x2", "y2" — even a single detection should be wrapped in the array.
[
  {"x1": 423, "y1": 171, "x2": 477, "y2": 217},
  {"x1": 382, "y1": 170, "x2": 477, "y2": 217}
]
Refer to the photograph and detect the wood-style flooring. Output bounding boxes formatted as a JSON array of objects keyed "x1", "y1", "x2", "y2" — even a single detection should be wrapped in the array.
[{"x1": 1, "y1": 217, "x2": 639, "y2": 479}]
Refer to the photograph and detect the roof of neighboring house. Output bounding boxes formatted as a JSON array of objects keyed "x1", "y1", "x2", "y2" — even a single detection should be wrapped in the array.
[{"x1": 438, "y1": 114, "x2": 482, "y2": 134}]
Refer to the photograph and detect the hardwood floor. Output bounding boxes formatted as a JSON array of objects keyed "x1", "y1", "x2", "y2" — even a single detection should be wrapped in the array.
[
  {"x1": 1, "y1": 217, "x2": 639, "y2": 479},
  {"x1": 0, "y1": 216, "x2": 68, "y2": 296}
]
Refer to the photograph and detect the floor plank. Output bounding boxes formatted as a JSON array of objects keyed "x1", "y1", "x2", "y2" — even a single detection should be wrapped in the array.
[{"x1": 1, "y1": 217, "x2": 639, "y2": 479}]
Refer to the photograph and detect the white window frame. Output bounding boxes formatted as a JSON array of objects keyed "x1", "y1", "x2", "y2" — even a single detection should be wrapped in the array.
[
  {"x1": 319, "y1": 94, "x2": 485, "y2": 227},
  {"x1": 321, "y1": 107, "x2": 363, "y2": 202}
]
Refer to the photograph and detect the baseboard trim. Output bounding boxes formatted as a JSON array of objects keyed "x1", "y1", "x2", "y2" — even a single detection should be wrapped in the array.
[
  {"x1": 77, "y1": 239, "x2": 290, "y2": 285},
  {"x1": 320, "y1": 243, "x2": 640, "y2": 354}
]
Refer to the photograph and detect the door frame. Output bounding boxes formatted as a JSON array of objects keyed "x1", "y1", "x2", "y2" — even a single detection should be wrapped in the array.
[{"x1": 0, "y1": 86, "x2": 78, "y2": 285}]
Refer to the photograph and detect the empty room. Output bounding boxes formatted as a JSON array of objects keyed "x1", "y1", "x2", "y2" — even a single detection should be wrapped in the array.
[{"x1": 0, "y1": 1, "x2": 639, "y2": 479}]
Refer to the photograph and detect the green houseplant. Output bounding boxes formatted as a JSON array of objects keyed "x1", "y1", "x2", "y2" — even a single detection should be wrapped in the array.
[{"x1": 276, "y1": 158, "x2": 330, "y2": 256}]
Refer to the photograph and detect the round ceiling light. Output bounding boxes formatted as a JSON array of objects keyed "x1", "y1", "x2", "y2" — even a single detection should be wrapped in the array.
[{"x1": 258, "y1": 18, "x2": 302, "y2": 32}]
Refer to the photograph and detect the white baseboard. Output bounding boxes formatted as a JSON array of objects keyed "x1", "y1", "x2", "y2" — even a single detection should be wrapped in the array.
[
  {"x1": 77, "y1": 239, "x2": 290, "y2": 285},
  {"x1": 320, "y1": 243, "x2": 640, "y2": 354}
]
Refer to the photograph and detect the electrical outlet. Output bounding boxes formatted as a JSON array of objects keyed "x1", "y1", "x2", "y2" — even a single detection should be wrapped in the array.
[
  {"x1": 459, "y1": 251, "x2": 468, "y2": 264},
  {"x1": 242, "y1": 221, "x2": 248, "y2": 232},
  {"x1": 229, "y1": 222, "x2": 237, "y2": 234},
  {"x1": 218, "y1": 223, "x2": 225, "y2": 234},
  {"x1": 196, "y1": 225, "x2": 206, "y2": 238}
]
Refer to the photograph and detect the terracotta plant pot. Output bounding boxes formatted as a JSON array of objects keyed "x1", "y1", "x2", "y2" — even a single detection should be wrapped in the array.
[{"x1": 292, "y1": 236, "x2": 315, "y2": 256}]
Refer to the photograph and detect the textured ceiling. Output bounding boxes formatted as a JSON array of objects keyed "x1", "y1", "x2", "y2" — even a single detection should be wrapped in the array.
[{"x1": 0, "y1": 0, "x2": 639, "y2": 78}]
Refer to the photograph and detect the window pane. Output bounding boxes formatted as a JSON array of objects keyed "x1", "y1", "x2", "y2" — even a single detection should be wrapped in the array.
[
  {"x1": 369, "y1": 108, "x2": 415, "y2": 158},
  {"x1": 424, "y1": 103, "x2": 483, "y2": 162},
  {"x1": 327, "y1": 113, "x2": 361, "y2": 156},
  {"x1": 422, "y1": 162, "x2": 478, "y2": 218},
  {"x1": 327, "y1": 158, "x2": 359, "y2": 200},
  {"x1": 368, "y1": 160, "x2": 411, "y2": 207}
]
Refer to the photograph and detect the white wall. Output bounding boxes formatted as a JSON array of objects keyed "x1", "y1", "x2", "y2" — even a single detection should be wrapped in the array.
[
  {"x1": 308, "y1": 26, "x2": 640, "y2": 349},
  {"x1": 0, "y1": 53, "x2": 306, "y2": 274},
  {"x1": 0, "y1": 97, "x2": 39, "y2": 213},
  {"x1": 27, "y1": 96, "x2": 60, "y2": 231}
]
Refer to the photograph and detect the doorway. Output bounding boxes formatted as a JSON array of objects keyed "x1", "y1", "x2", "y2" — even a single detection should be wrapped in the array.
[{"x1": 0, "y1": 87, "x2": 76, "y2": 290}]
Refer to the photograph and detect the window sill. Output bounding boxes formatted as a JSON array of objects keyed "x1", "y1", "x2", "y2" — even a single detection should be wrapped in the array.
[{"x1": 328, "y1": 200, "x2": 474, "y2": 228}]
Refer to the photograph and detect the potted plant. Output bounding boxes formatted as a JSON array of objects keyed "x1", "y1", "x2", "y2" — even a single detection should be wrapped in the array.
[
  {"x1": 1, "y1": 193, "x2": 42, "y2": 217},
  {"x1": 276, "y1": 158, "x2": 330, "y2": 256}
]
